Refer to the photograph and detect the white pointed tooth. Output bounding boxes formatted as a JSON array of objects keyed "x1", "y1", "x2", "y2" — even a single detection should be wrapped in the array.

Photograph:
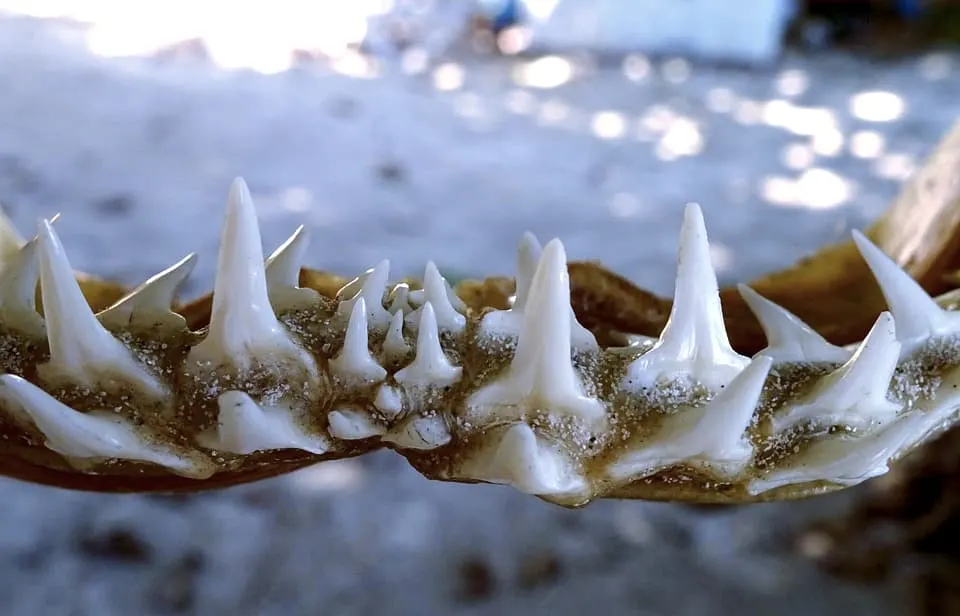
[
  {"x1": 382, "y1": 309, "x2": 410, "y2": 361},
  {"x1": 329, "y1": 297, "x2": 387, "y2": 382},
  {"x1": 625, "y1": 204, "x2": 748, "y2": 390},
  {"x1": 327, "y1": 409, "x2": 386, "y2": 440},
  {"x1": 36, "y1": 220, "x2": 164, "y2": 393},
  {"x1": 382, "y1": 415, "x2": 451, "y2": 450},
  {"x1": 418, "y1": 262, "x2": 466, "y2": 332},
  {"x1": 480, "y1": 233, "x2": 595, "y2": 347},
  {"x1": 204, "y1": 390, "x2": 328, "y2": 455},
  {"x1": 474, "y1": 423, "x2": 586, "y2": 496},
  {"x1": 387, "y1": 283, "x2": 412, "y2": 314},
  {"x1": 609, "y1": 356, "x2": 772, "y2": 481},
  {"x1": 749, "y1": 410, "x2": 929, "y2": 495},
  {"x1": 98, "y1": 253, "x2": 197, "y2": 329},
  {"x1": 852, "y1": 230, "x2": 960, "y2": 348},
  {"x1": 373, "y1": 384, "x2": 403, "y2": 417},
  {"x1": 337, "y1": 259, "x2": 391, "y2": 329},
  {"x1": 263, "y1": 225, "x2": 319, "y2": 310},
  {"x1": 187, "y1": 178, "x2": 296, "y2": 369},
  {"x1": 513, "y1": 231, "x2": 542, "y2": 311},
  {"x1": 394, "y1": 302, "x2": 462, "y2": 388},
  {"x1": 0, "y1": 236, "x2": 44, "y2": 334},
  {"x1": 774, "y1": 312, "x2": 902, "y2": 434},
  {"x1": 467, "y1": 239, "x2": 606, "y2": 426},
  {"x1": 0, "y1": 374, "x2": 195, "y2": 473},
  {"x1": 0, "y1": 206, "x2": 25, "y2": 268},
  {"x1": 738, "y1": 284, "x2": 850, "y2": 363}
]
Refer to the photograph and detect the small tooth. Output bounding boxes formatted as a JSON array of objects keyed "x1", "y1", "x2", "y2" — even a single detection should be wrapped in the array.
[
  {"x1": 853, "y1": 230, "x2": 960, "y2": 347},
  {"x1": 738, "y1": 284, "x2": 850, "y2": 363},
  {"x1": 382, "y1": 309, "x2": 410, "y2": 361},
  {"x1": 387, "y1": 283, "x2": 412, "y2": 314},
  {"x1": 0, "y1": 236, "x2": 44, "y2": 334},
  {"x1": 394, "y1": 302, "x2": 462, "y2": 388},
  {"x1": 327, "y1": 409, "x2": 386, "y2": 440},
  {"x1": 413, "y1": 262, "x2": 465, "y2": 332},
  {"x1": 0, "y1": 374, "x2": 196, "y2": 473},
  {"x1": 467, "y1": 239, "x2": 606, "y2": 426},
  {"x1": 382, "y1": 415, "x2": 451, "y2": 450},
  {"x1": 337, "y1": 259, "x2": 391, "y2": 329},
  {"x1": 206, "y1": 390, "x2": 328, "y2": 455},
  {"x1": 37, "y1": 220, "x2": 164, "y2": 393},
  {"x1": 373, "y1": 384, "x2": 403, "y2": 417},
  {"x1": 187, "y1": 178, "x2": 296, "y2": 369},
  {"x1": 264, "y1": 225, "x2": 319, "y2": 309},
  {"x1": 625, "y1": 204, "x2": 748, "y2": 389},
  {"x1": 774, "y1": 312, "x2": 902, "y2": 433},
  {"x1": 477, "y1": 423, "x2": 586, "y2": 496},
  {"x1": 513, "y1": 231, "x2": 542, "y2": 311},
  {"x1": 480, "y1": 233, "x2": 595, "y2": 347},
  {"x1": 98, "y1": 253, "x2": 197, "y2": 329},
  {"x1": 329, "y1": 297, "x2": 387, "y2": 383},
  {"x1": 749, "y1": 411, "x2": 928, "y2": 495},
  {"x1": 609, "y1": 356, "x2": 772, "y2": 481}
]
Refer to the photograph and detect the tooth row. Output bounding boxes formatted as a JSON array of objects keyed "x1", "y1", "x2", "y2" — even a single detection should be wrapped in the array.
[{"x1": 0, "y1": 180, "x2": 956, "y2": 507}]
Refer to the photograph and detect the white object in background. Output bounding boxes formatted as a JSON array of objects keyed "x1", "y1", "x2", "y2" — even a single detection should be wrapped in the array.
[{"x1": 521, "y1": 0, "x2": 798, "y2": 66}]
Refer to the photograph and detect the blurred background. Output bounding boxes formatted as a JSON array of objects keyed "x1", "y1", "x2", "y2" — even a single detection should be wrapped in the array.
[{"x1": 0, "y1": 1, "x2": 958, "y2": 614}]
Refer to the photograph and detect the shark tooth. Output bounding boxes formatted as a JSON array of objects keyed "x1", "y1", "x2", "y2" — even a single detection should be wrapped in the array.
[
  {"x1": 373, "y1": 384, "x2": 404, "y2": 418},
  {"x1": 186, "y1": 178, "x2": 303, "y2": 371},
  {"x1": 405, "y1": 262, "x2": 465, "y2": 333},
  {"x1": 609, "y1": 355, "x2": 772, "y2": 481},
  {"x1": 0, "y1": 235, "x2": 44, "y2": 336},
  {"x1": 624, "y1": 204, "x2": 749, "y2": 390},
  {"x1": 853, "y1": 230, "x2": 960, "y2": 349},
  {"x1": 738, "y1": 284, "x2": 850, "y2": 363},
  {"x1": 203, "y1": 390, "x2": 328, "y2": 455},
  {"x1": 467, "y1": 239, "x2": 606, "y2": 427},
  {"x1": 470, "y1": 423, "x2": 587, "y2": 496},
  {"x1": 0, "y1": 374, "x2": 201, "y2": 475},
  {"x1": 264, "y1": 225, "x2": 319, "y2": 310},
  {"x1": 36, "y1": 219, "x2": 165, "y2": 395},
  {"x1": 749, "y1": 410, "x2": 930, "y2": 495},
  {"x1": 327, "y1": 409, "x2": 386, "y2": 440},
  {"x1": 337, "y1": 259, "x2": 391, "y2": 329},
  {"x1": 329, "y1": 297, "x2": 388, "y2": 383},
  {"x1": 394, "y1": 302, "x2": 462, "y2": 388},
  {"x1": 387, "y1": 283, "x2": 413, "y2": 314},
  {"x1": 382, "y1": 309, "x2": 410, "y2": 362},
  {"x1": 382, "y1": 415, "x2": 451, "y2": 450},
  {"x1": 773, "y1": 312, "x2": 902, "y2": 433},
  {"x1": 98, "y1": 253, "x2": 197, "y2": 330}
]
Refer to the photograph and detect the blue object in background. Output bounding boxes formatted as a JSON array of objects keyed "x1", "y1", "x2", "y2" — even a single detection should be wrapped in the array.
[
  {"x1": 490, "y1": 0, "x2": 523, "y2": 32},
  {"x1": 895, "y1": 0, "x2": 924, "y2": 20}
]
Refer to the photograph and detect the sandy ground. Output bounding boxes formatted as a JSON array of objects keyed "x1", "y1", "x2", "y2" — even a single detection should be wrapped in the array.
[{"x1": 0, "y1": 11, "x2": 957, "y2": 616}]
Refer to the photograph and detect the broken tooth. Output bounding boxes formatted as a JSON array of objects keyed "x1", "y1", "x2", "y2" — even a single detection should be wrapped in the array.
[
  {"x1": 382, "y1": 415, "x2": 451, "y2": 450},
  {"x1": 327, "y1": 409, "x2": 386, "y2": 440},
  {"x1": 337, "y1": 259, "x2": 391, "y2": 329},
  {"x1": 852, "y1": 230, "x2": 960, "y2": 348},
  {"x1": 609, "y1": 356, "x2": 773, "y2": 481},
  {"x1": 36, "y1": 219, "x2": 165, "y2": 394},
  {"x1": 467, "y1": 239, "x2": 607, "y2": 427},
  {"x1": 625, "y1": 203, "x2": 749, "y2": 390},
  {"x1": 0, "y1": 374, "x2": 202, "y2": 475},
  {"x1": 329, "y1": 297, "x2": 388, "y2": 383},
  {"x1": 97, "y1": 253, "x2": 197, "y2": 330},
  {"x1": 186, "y1": 178, "x2": 302, "y2": 370},
  {"x1": 738, "y1": 284, "x2": 850, "y2": 363},
  {"x1": 203, "y1": 390, "x2": 328, "y2": 455},
  {"x1": 773, "y1": 312, "x2": 902, "y2": 434},
  {"x1": 394, "y1": 301, "x2": 462, "y2": 388}
]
